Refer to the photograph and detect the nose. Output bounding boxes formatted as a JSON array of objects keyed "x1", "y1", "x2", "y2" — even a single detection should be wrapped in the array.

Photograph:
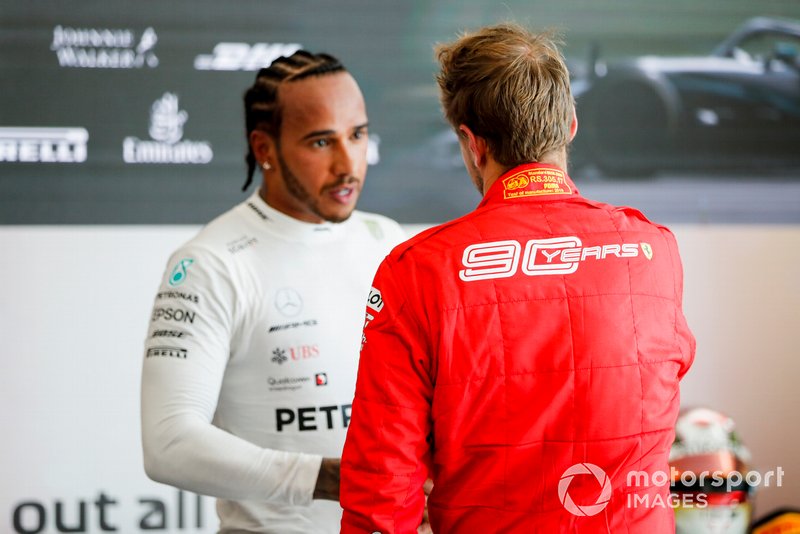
[{"x1": 331, "y1": 140, "x2": 361, "y2": 178}]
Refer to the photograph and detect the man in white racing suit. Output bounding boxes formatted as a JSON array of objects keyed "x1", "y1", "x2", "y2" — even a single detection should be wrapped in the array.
[{"x1": 140, "y1": 50, "x2": 404, "y2": 533}]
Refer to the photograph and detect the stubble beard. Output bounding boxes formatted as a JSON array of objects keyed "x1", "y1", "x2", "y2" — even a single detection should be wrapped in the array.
[
  {"x1": 468, "y1": 160, "x2": 484, "y2": 195},
  {"x1": 276, "y1": 147, "x2": 356, "y2": 224}
]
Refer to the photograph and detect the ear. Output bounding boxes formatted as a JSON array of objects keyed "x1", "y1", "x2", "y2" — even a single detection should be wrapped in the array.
[
  {"x1": 249, "y1": 130, "x2": 276, "y2": 170},
  {"x1": 569, "y1": 106, "x2": 578, "y2": 141},
  {"x1": 458, "y1": 124, "x2": 487, "y2": 168}
]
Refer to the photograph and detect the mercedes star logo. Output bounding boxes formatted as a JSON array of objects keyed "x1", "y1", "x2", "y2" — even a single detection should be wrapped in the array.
[{"x1": 274, "y1": 287, "x2": 303, "y2": 317}]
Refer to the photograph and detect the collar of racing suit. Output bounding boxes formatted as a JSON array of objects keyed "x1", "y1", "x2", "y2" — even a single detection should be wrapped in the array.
[
  {"x1": 478, "y1": 162, "x2": 580, "y2": 208},
  {"x1": 246, "y1": 190, "x2": 348, "y2": 242}
]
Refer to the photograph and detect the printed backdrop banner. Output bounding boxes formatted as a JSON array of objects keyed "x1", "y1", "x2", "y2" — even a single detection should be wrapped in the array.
[{"x1": 2, "y1": 0, "x2": 800, "y2": 225}]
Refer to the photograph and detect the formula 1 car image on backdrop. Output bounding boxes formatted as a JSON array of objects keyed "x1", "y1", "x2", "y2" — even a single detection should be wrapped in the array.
[{"x1": 569, "y1": 17, "x2": 800, "y2": 177}]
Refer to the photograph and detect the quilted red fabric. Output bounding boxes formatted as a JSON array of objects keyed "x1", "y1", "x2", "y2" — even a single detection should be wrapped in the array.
[{"x1": 341, "y1": 163, "x2": 695, "y2": 534}]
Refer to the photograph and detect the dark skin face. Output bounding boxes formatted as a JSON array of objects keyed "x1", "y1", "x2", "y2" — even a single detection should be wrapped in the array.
[{"x1": 250, "y1": 72, "x2": 369, "y2": 223}]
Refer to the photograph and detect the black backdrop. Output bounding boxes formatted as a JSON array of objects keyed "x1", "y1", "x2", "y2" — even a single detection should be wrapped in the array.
[{"x1": 2, "y1": 0, "x2": 800, "y2": 224}]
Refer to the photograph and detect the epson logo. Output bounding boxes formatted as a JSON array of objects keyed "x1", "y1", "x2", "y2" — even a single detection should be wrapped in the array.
[
  {"x1": 123, "y1": 93, "x2": 213, "y2": 164},
  {"x1": 51, "y1": 25, "x2": 158, "y2": 69},
  {"x1": 147, "y1": 347, "x2": 188, "y2": 359},
  {"x1": 151, "y1": 307, "x2": 196, "y2": 324},
  {"x1": 459, "y1": 237, "x2": 650, "y2": 282},
  {"x1": 194, "y1": 42, "x2": 302, "y2": 71},
  {"x1": 0, "y1": 127, "x2": 88, "y2": 163}
]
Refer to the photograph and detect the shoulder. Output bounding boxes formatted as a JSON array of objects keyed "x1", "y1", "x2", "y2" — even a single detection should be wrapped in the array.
[
  {"x1": 177, "y1": 201, "x2": 253, "y2": 255},
  {"x1": 389, "y1": 209, "x2": 480, "y2": 262},
  {"x1": 608, "y1": 203, "x2": 676, "y2": 237},
  {"x1": 163, "y1": 202, "x2": 255, "y2": 278},
  {"x1": 570, "y1": 195, "x2": 673, "y2": 235}
]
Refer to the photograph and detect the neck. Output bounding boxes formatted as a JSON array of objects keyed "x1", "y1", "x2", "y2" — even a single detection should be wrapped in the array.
[{"x1": 481, "y1": 149, "x2": 567, "y2": 196}]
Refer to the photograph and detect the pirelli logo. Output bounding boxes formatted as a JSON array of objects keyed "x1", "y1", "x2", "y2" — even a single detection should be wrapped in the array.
[
  {"x1": 459, "y1": 237, "x2": 651, "y2": 281},
  {"x1": 146, "y1": 347, "x2": 188, "y2": 359},
  {"x1": 0, "y1": 127, "x2": 89, "y2": 163}
]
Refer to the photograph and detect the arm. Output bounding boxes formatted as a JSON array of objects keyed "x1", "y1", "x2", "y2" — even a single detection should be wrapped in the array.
[
  {"x1": 340, "y1": 259, "x2": 433, "y2": 533},
  {"x1": 661, "y1": 227, "x2": 696, "y2": 379},
  {"x1": 141, "y1": 247, "x2": 323, "y2": 504}
]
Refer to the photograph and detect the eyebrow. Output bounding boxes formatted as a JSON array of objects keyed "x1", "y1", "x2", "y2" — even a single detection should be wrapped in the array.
[{"x1": 300, "y1": 122, "x2": 369, "y2": 141}]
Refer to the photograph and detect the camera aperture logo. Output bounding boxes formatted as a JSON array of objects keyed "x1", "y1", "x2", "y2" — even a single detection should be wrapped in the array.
[{"x1": 558, "y1": 463, "x2": 612, "y2": 516}]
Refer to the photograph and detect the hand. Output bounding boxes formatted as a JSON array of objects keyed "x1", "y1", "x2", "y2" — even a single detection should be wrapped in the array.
[
  {"x1": 417, "y1": 478, "x2": 434, "y2": 534},
  {"x1": 313, "y1": 457, "x2": 340, "y2": 501}
]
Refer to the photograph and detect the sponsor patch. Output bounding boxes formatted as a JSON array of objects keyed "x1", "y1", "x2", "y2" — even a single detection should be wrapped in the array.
[
  {"x1": 226, "y1": 235, "x2": 258, "y2": 254},
  {"x1": 147, "y1": 347, "x2": 187, "y2": 359},
  {"x1": 641, "y1": 242, "x2": 654, "y2": 260},
  {"x1": 267, "y1": 375, "x2": 311, "y2": 392},
  {"x1": 271, "y1": 348, "x2": 288, "y2": 365},
  {"x1": 366, "y1": 287, "x2": 384, "y2": 313},
  {"x1": 274, "y1": 287, "x2": 303, "y2": 317},
  {"x1": 502, "y1": 167, "x2": 572, "y2": 199},
  {"x1": 151, "y1": 307, "x2": 196, "y2": 323},
  {"x1": 363, "y1": 219, "x2": 384, "y2": 240},
  {"x1": 156, "y1": 290, "x2": 198, "y2": 303},
  {"x1": 151, "y1": 329, "x2": 190, "y2": 339},
  {"x1": 361, "y1": 287, "x2": 385, "y2": 351},
  {"x1": 275, "y1": 404, "x2": 352, "y2": 432},
  {"x1": 270, "y1": 345, "x2": 320, "y2": 364},
  {"x1": 459, "y1": 236, "x2": 642, "y2": 281},
  {"x1": 268, "y1": 319, "x2": 318, "y2": 333},
  {"x1": 168, "y1": 258, "x2": 194, "y2": 286}
]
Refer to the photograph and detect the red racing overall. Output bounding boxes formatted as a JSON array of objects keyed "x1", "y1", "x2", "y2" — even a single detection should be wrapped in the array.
[{"x1": 341, "y1": 163, "x2": 695, "y2": 533}]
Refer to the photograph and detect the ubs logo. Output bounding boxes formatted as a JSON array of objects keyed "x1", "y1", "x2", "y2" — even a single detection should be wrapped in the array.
[
  {"x1": 274, "y1": 287, "x2": 303, "y2": 317},
  {"x1": 270, "y1": 345, "x2": 320, "y2": 365}
]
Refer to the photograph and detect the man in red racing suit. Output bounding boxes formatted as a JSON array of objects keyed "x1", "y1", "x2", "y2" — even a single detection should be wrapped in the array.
[{"x1": 340, "y1": 24, "x2": 695, "y2": 534}]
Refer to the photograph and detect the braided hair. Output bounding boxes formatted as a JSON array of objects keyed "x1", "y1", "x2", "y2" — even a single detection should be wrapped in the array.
[{"x1": 242, "y1": 50, "x2": 346, "y2": 191}]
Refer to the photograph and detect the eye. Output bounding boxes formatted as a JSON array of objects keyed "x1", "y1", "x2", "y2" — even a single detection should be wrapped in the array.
[
  {"x1": 312, "y1": 138, "x2": 329, "y2": 148},
  {"x1": 352, "y1": 129, "x2": 367, "y2": 140}
]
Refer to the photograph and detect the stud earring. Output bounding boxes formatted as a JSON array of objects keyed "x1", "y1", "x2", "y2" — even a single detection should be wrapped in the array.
[{"x1": 262, "y1": 161, "x2": 272, "y2": 171}]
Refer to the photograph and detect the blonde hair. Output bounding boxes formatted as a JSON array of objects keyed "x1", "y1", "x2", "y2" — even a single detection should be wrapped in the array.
[{"x1": 436, "y1": 23, "x2": 574, "y2": 166}]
